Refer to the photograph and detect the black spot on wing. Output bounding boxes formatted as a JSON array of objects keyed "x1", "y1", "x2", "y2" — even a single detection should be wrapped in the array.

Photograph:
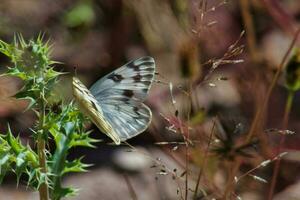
[
  {"x1": 144, "y1": 74, "x2": 154, "y2": 79},
  {"x1": 133, "y1": 107, "x2": 140, "y2": 115},
  {"x1": 127, "y1": 62, "x2": 140, "y2": 71},
  {"x1": 108, "y1": 73, "x2": 124, "y2": 82},
  {"x1": 142, "y1": 89, "x2": 148, "y2": 94},
  {"x1": 140, "y1": 81, "x2": 152, "y2": 86},
  {"x1": 133, "y1": 74, "x2": 154, "y2": 83},
  {"x1": 133, "y1": 74, "x2": 142, "y2": 82},
  {"x1": 128, "y1": 58, "x2": 154, "y2": 72},
  {"x1": 123, "y1": 90, "x2": 134, "y2": 98}
]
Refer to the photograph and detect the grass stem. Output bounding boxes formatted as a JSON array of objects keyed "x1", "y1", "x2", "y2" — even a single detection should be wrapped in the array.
[
  {"x1": 193, "y1": 118, "x2": 215, "y2": 199},
  {"x1": 239, "y1": 0, "x2": 259, "y2": 63},
  {"x1": 268, "y1": 90, "x2": 294, "y2": 200}
]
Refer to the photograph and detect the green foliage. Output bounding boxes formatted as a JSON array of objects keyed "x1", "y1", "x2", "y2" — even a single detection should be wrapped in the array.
[
  {"x1": 0, "y1": 34, "x2": 97, "y2": 200},
  {"x1": 0, "y1": 125, "x2": 39, "y2": 185},
  {"x1": 285, "y1": 47, "x2": 300, "y2": 92},
  {"x1": 64, "y1": 1, "x2": 95, "y2": 28},
  {"x1": 47, "y1": 103, "x2": 97, "y2": 200}
]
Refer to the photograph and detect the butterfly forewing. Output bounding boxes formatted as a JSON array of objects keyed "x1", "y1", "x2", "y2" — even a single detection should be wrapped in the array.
[
  {"x1": 90, "y1": 56, "x2": 155, "y2": 101},
  {"x1": 73, "y1": 56, "x2": 155, "y2": 144}
]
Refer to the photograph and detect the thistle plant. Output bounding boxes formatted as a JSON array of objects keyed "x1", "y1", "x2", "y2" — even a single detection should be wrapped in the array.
[{"x1": 0, "y1": 35, "x2": 97, "y2": 200}]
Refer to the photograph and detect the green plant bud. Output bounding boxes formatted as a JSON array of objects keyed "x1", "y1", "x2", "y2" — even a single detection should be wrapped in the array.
[{"x1": 285, "y1": 47, "x2": 300, "y2": 91}]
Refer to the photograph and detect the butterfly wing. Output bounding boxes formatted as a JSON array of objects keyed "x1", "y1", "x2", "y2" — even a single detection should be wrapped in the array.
[
  {"x1": 98, "y1": 98, "x2": 152, "y2": 141},
  {"x1": 72, "y1": 77, "x2": 121, "y2": 144},
  {"x1": 90, "y1": 56, "x2": 155, "y2": 101},
  {"x1": 90, "y1": 56, "x2": 155, "y2": 142}
]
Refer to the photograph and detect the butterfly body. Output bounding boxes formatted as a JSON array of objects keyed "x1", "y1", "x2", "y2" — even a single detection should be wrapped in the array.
[{"x1": 72, "y1": 56, "x2": 155, "y2": 145}]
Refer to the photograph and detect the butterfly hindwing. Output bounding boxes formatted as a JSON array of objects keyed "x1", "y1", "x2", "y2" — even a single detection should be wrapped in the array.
[
  {"x1": 90, "y1": 56, "x2": 155, "y2": 142},
  {"x1": 100, "y1": 98, "x2": 152, "y2": 141}
]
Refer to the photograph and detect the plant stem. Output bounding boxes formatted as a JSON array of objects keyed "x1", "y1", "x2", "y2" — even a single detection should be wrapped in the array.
[
  {"x1": 38, "y1": 137, "x2": 49, "y2": 200},
  {"x1": 37, "y1": 92, "x2": 49, "y2": 200},
  {"x1": 193, "y1": 118, "x2": 215, "y2": 200},
  {"x1": 239, "y1": 0, "x2": 259, "y2": 63},
  {"x1": 268, "y1": 90, "x2": 294, "y2": 200},
  {"x1": 184, "y1": 83, "x2": 193, "y2": 200},
  {"x1": 185, "y1": 139, "x2": 189, "y2": 200}
]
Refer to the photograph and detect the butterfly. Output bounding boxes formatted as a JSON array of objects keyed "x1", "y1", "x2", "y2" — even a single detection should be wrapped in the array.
[{"x1": 72, "y1": 56, "x2": 155, "y2": 145}]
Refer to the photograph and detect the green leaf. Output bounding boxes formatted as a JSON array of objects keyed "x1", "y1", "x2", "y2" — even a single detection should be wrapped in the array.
[
  {"x1": 62, "y1": 157, "x2": 92, "y2": 175},
  {"x1": 0, "y1": 161, "x2": 10, "y2": 183},
  {"x1": 24, "y1": 147, "x2": 39, "y2": 168},
  {"x1": 285, "y1": 48, "x2": 300, "y2": 91},
  {"x1": 63, "y1": 122, "x2": 76, "y2": 136},
  {"x1": 15, "y1": 152, "x2": 27, "y2": 186},
  {"x1": 4, "y1": 67, "x2": 28, "y2": 80},
  {"x1": 0, "y1": 125, "x2": 39, "y2": 187},
  {"x1": 0, "y1": 39, "x2": 22, "y2": 63},
  {"x1": 69, "y1": 135, "x2": 99, "y2": 148},
  {"x1": 0, "y1": 153, "x2": 11, "y2": 183},
  {"x1": 54, "y1": 187, "x2": 79, "y2": 200},
  {"x1": 19, "y1": 96, "x2": 37, "y2": 112},
  {"x1": 0, "y1": 154, "x2": 10, "y2": 166},
  {"x1": 36, "y1": 172, "x2": 48, "y2": 190},
  {"x1": 27, "y1": 168, "x2": 38, "y2": 188},
  {"x1": 6, "y1": 125, "x2": 23, "y2": 155},
  {"x1": 46, "y1": 68, "x2": 66, "y2": 81},
  {"x1": 64, "y1": 1, "x2": 95, "y2": 28}
]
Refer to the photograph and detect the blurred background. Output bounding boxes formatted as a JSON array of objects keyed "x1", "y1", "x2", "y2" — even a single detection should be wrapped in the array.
[{"x1": 0, "y1": 0, "x2": 300, "y2": 199}]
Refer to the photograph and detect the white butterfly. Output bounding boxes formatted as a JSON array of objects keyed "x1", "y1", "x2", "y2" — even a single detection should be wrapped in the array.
[{"x1": 72, "y1": 56, "x2": 155, "y2": 145}]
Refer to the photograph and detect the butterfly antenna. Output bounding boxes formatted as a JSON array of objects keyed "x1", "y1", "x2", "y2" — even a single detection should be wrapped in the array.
[{"x1": 153, "y1": 71, "x2": 169, "y2": 85}]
